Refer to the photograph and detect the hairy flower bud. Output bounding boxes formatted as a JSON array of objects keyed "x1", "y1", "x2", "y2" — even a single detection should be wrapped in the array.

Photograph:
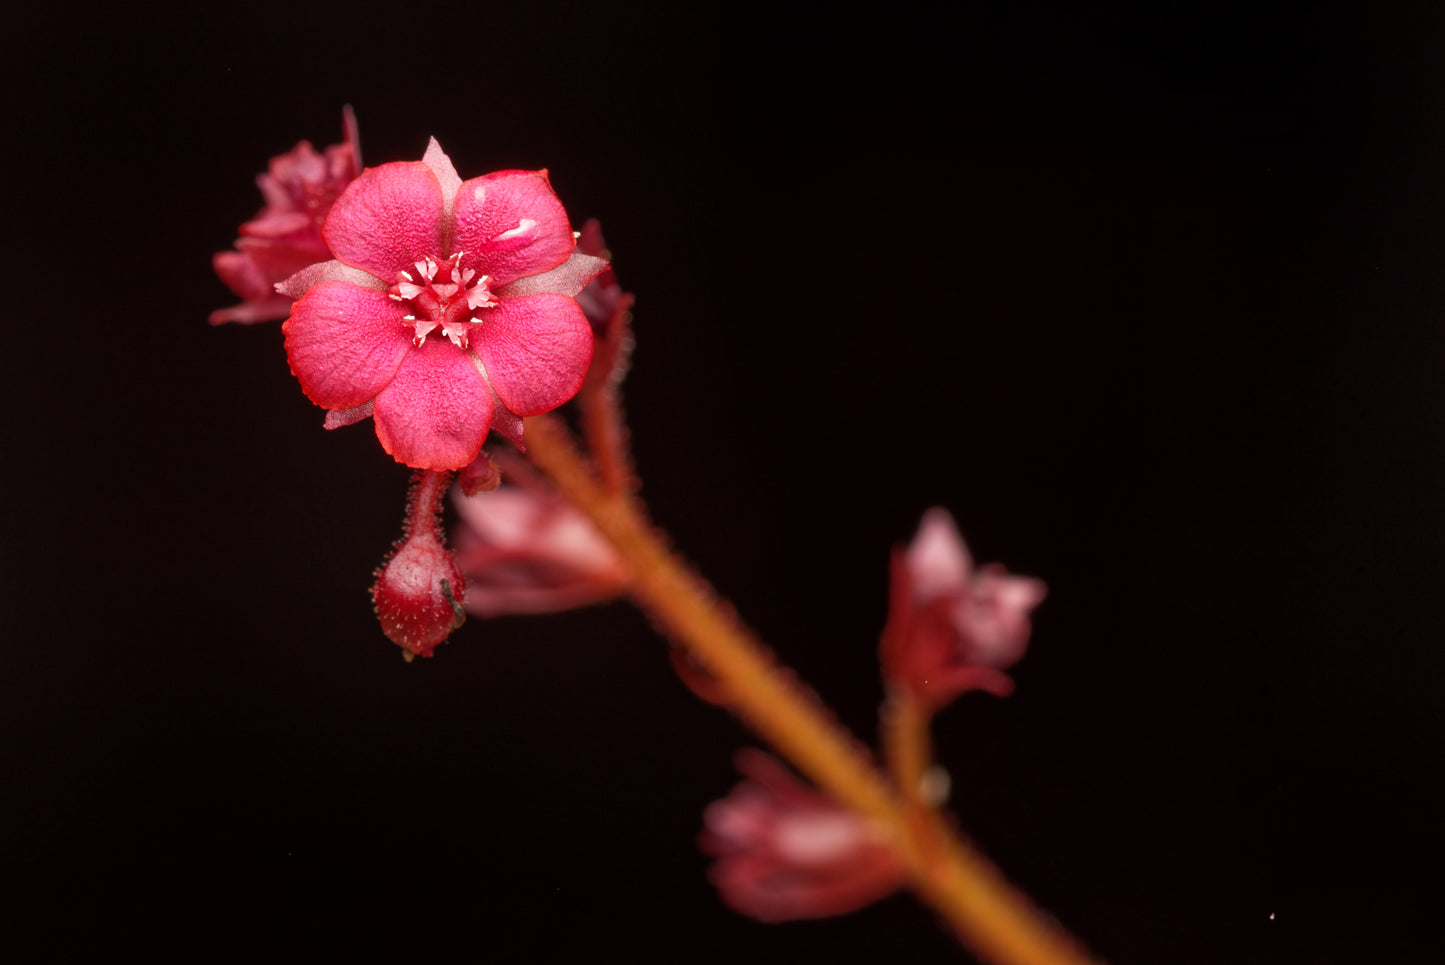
[{"x1": 372, "y1": 470, "x2": 465, "y2": 659}]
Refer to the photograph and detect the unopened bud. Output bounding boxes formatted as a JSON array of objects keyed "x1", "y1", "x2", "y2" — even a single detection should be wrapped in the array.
[
  {"x1": 458, "y1": 450, "x2": 502, "y2": 496},
  {"x1": 371, "y1": 470, "x2": 465, "y2": 658}
]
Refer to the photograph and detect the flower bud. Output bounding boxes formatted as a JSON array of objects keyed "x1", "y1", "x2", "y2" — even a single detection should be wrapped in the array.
[
  {"x1": 880, "y1": 508, "x2": 1045, "y2": 710},
  {"x1": 700, "y1": 750, "x2": 905, "y2": 921},
  {"x1": 458, "y1": 450, "x2": 502, "y2": 495},
  {"x1": 371, "y1": 470, "x2": 465, "y2": 659},
  {"x1": 451, "y1": 450, "x2": 629, "y2": 617}
]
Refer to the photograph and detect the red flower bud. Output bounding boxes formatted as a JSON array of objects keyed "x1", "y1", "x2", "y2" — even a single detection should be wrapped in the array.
[{"x1": 372, "y1": 470, "x2": 465, "y2": 659}]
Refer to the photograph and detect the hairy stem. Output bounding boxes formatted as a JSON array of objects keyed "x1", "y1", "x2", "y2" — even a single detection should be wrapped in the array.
[
  {"x1": 524, "y1": 413, "x2": 1099, "y2": 965},
  {"x1": 578, "y1": 381, "x2": 635, "y2": 497}
]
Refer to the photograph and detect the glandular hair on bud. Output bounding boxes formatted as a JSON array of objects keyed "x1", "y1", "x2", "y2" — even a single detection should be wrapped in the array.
[{"x1": 371, "y1": 469, "x2": 466, "y2": 658}]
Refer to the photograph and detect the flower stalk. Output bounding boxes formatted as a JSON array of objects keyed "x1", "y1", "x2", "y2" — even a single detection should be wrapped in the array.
[
  {"x1": 523, "y1": 413, "x2": 1098, "y2": 965},
  {"x1": 881, "y1": 691, "x2": 937, "y2": 818}
]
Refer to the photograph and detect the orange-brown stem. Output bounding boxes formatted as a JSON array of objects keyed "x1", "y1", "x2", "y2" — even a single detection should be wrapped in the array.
[
  {"x1": 883, "y1": 692, "x2": 936, "y2": 814},
  {"x1": 578, "y1": 381, "x2": 634, "y2": 497},
  {"x1": 524, "y1": 413, "x2": 1100, "y2": 965}
]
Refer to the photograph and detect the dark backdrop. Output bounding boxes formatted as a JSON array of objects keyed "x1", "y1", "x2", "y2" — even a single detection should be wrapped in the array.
[{"x1": 6, "y1": 2, "x2": 1444, "y2": 961}]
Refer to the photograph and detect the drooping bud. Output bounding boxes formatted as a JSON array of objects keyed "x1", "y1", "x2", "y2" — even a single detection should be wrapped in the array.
[
  {"x1": 458, "y1": 450, "x2": 502, "y2": 496},
  {"x1": 372, "y1": 469, "x2": 465, "y2": 659}
]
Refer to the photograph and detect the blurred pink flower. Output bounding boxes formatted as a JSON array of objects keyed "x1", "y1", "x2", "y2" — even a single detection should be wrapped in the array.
[
  {"x1": 211, "y1": 108, "x2": 362, "y2": 325},
  {"x1": 700, "y1": 750, "x2": 905, "y2": 922},
  {"x1": 280, "y1": 139, "x2": 607, "y2": 469},
  {"x1": 451, "y1": 450, "x2": 629, "y2": 616},
  {"x1": 881, "y1": 509, "x2": 1046, "y2": 709},
  {"x1": 573, "y1": 219, "x2": 627, "y2": 330},
  {"x1": 574, "y1": 218, "x2": 635, "y2": 391}
]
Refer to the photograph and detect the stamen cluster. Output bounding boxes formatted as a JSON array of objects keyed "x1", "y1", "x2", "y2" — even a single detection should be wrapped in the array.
[{"x1": 390, "y1": 254, "x2": 500, "y2": 349}]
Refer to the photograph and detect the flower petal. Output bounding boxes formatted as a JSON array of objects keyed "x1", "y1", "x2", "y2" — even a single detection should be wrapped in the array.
[
  {"x1": 283, "y1": 281, "x2": 412, "y2": 409},
  {"x1": 474, "y1": 295, "x2": 593, "y2": 416},
  {"x1": 322, "y1": 161, "x2": 444, "y2": 282},
  {"x1": 209, "y1": 295, "x2": 293, "y2": 326},
  {"x1": 494, "y1": 252, "x2": 610, "y2": 299},
  {"x1": 906, "y1": 508, "x2": 974, "y2": 602},
  {"x1": 452, "y1": 170, "x2": 575, "y2": 286},
  {"x1": 373, "y1": 339, "x2": 495, "y2": 470}
]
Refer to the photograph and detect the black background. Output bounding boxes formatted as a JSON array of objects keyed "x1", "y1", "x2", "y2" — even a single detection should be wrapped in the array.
[{"x1": 6, "y1": 2, "x2": 1445, "y2": 961}]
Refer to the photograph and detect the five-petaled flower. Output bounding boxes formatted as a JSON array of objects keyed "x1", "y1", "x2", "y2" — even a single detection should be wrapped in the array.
[
  {"x1": 880, "y1": 508, "x2": 1046, "y2": 710},
  {"x1": 700, "y1": 750, "x2": 906, "y2": 922},
  {"x1": 280, "y1": 139, "x2": 607, "y2": 470},
  {"x1": 211, "y1": 109, "x2": 362, "y2": 325}
]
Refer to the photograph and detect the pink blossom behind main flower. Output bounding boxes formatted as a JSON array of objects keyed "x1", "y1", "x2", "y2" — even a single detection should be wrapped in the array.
[
  {"x1": 211, "y1": 109, "x2": 362, "y2": 325},
  {"x1": 573, "y1": 219, "x2": 635, "y2": 391},
  {"x1": 700, "y1": 750, "x2": 906, "y2": 922},
  {"x1": 280, "y1": 140, "x2": 608, "y2": 470},
  {"x1": 880, "y1": 509, "x2": 1046, "y2": 710},
  {"x1": 451, "y1": 450, "x2": 629, "y2": 616}
]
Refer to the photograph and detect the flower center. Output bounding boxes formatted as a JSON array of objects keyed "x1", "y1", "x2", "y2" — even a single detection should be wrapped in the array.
[{"x1": 388, "y1": 253, "x2": 499, "y2": 349}]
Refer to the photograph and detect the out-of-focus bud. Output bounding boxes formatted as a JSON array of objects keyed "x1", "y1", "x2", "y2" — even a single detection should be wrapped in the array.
[
  {"x1": 451, "y1": 450, "x2": 630, "y2": 617},
  {"x1": 575, "y1": 219, "x2": 635, "y2": 391},
  {"x1": 372, "y1": 470, "x2": 465, "y2": 659},
  {"x1": 700, "y1": 750, "x2": 906, "y2": 922},
  {"x1": 880, "y1": 508, "x2": 1046, "y2": 710},
  {"x1": 458, "y1": 450, "x2": 503, "y2": 495}
]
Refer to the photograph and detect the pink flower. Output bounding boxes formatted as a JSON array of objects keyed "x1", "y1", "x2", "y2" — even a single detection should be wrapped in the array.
[
  {"x1": 211, "y1": 108, "x2": 362, "y2": 325},
  {"x1": 880, "y1": 509, "x2": 1046, "y2": 710},
  {"x1": 700, "y1": 750, "x2": 906, "y2": 922},
  {"x1": 280, "y1": 139, "x2": 608, "y2": 470},
  {"x1": 450, "y1": 450, "x2": 629, "y2": 616}
]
